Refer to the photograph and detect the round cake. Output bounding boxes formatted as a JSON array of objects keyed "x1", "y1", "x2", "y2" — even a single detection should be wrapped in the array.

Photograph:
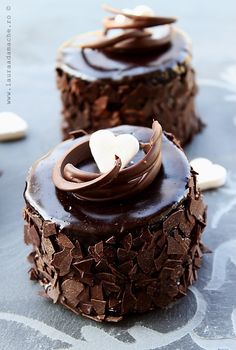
[
  {"x1": 56, "y1": 5, "x2": 203, "y2": 144},
  {"x1": 23, "y1": 122, "x2": 207, "y2": 322}
]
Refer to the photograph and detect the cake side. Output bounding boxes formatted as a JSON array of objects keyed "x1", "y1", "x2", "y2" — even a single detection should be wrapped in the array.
[
  {"x1": 24, "y1": 166, "x2": 206, "y2": 323},
  {"x1": 57, "y1": 63, "x2": 201, "y2": 144}
]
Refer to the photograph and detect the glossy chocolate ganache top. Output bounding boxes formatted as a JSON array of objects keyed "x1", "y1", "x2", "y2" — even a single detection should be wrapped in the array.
[
  {"x1": 25, "y1": 125, "x2": 190, "y2": 243},
  {"x1": 56, "y1": 5, "x2": 192, "y2": 81}
]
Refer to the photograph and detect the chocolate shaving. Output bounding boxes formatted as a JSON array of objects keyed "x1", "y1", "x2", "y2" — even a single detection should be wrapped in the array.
[
  {"x1": 79, "y1": 302, "x2": 93, "y2": 315},
  {"x1": 81, "y1": 4, "x2": 176, "y2": 54},
  {"x1": 102, "y1": 4, "x2": 176, "y2": 26},
  {"x1": 91, "y1": 299, "x2": 106, "y2": 315},
  {"x1": 56, "y1": 233, "x2": 74, "y2": 249},
  {"x1": 28, "y1": 268, "x2": 38, "y2": 281},
  {"x1": 61, "y1": 279, "x2": 84, "y2": 307},
  {"x1": 71, "y1": 241, "x2": 83, "y2": 260},
  {"x1": 106, "y1": 236, "x2": 116, "y2": 244},
  {"x1": 117, "y1": 248, "x2": 137, "y2": 263},
  {"x1": 163, "y1": 210, "x2": 184, "y2": 234},
  {"x1": 167, "y1": 236, "x2": 187, "y2": 256},
  {"x1": 91, "y1": 283, "x2": 103, "y2": 300},
  {"x1": 121, "y1": 233, "x2": 133, "y2": 251},
  {"x1": 73, "y1": 258, "x2": 94, "y2": 274},
  {"x1": 95, "y1": 259, "x2": 110, "y2": 272},
  {"x1": 106, "y1": 316, "x2": 123, "y2": 323},
  {"x1": 57, "y1": 64, "x2": 202, "y2": 146},
  {"x1": 24, "y1": 223, "x2": 30, "y2": 245},
  {"x1": 43, "y1": 221, "x2": 57, "y2": 237},
  {"x1": 121, "y1": 285, "x2": 137, "y2": 314},
  {"x1": 27, "y1": 225, "x2": 40, "y2": 247},
  {"x1": 137, "y1": 248, "x2": 155, "y2": 274},
  {"x1": 52, "y1": 121, "x2": 162, "y2": 202},
  {"x1": 42, "y1": 236, "x2": 55, "y2": 260},
  {"x1": 47, "y1": 282, "x2": 60, "y2": 303},
  {"x1": 51, "y1": 248, "x2": 73, "y2": 276}
]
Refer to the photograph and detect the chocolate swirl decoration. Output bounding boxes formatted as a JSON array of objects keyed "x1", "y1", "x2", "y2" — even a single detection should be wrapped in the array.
[
  {"x1": 52, "y1": 121, "x2": 162, "y2": 202},
  {"x1": 80, "y1": 4, "x2": 176, "y2": 55}
]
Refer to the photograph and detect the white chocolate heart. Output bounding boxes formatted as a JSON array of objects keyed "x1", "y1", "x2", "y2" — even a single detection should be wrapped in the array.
[
  {"x1": 132, "y1": 5, "x2": 155, "y2": 17},
  {"x1": 115, "y1": 5, "x2": 155, "y2": 25},
  {"x1": 89, "y1": 130, "x2": 140, "y2": 173},
  {"x1": 190, "y1": 157, "x2": 227, "y2": 191},
  {"x1": 0, "y1": 112, "x2": 28, "y2": 141}
]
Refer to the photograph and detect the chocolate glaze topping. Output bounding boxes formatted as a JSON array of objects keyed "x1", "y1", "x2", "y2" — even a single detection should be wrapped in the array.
[
  {"x1": 81, "y1": 5, "x2": 176, "y2": 55},
  {"x1": 52, "y1": 121, "x2": 162, "y2": 201},
  {"x1": 57, "y1": 27, "x2": 191, "y2": 81},
  {"x1": 25, "y1": 125, "x2": 190, "y2": 243},
  {"x1": 57, "y1": 3, "x2": 191, "y2": 82}
]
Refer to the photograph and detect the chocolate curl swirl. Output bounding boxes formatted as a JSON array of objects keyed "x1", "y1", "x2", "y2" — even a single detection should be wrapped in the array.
[
  {"x1": 80, "y1": 5, "x2": 176, "y2": 54},
  {"x1": 52, "y1": 121, "x2": 162, "y2": 202},
  {"x1": 102, "y1": 4, "x2": 176, "y2": 30}
]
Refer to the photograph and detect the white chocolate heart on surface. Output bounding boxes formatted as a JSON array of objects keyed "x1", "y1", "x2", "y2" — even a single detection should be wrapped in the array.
[
  {"x1": 89, "y1": 130, "x2": 140, "y2": 173},
  {"x1": 0, "y1": 112, "x2": 28, "y2": 141},
  {"x1": 190, "y1": 157, "x2": 227, "y2": 191}
]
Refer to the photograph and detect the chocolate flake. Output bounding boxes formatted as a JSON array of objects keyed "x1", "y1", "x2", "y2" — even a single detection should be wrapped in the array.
[
  {"x1": 56, "y1": 233, "x2": 74, "y2": 249},
  {"x1": 71, "y1": 240, "x2": 83, "y2": 260},
  {"x1": 167, "y1": 236, "x2": 187, "y2": 255},
  {"x1": 28, "y1": 267, "x2": 38, "y2": 280},
  {"x1": 106, "y1": 236, "x2": 116, "y2": 244},
  {"x1": 91, "y1": 299, "x2": 106, "y2": 315},
  {"x1": 28, "y1": 225, "x2": 40, "y2": 247},
  {"x1": 61, "y1": 279, "x2": 84, "y2": 307},
  {"x1": 117, "y1": 248, "x2": 137, "y2": 263},
  {"x1": 105, "y1": 316, "x2": 123, "y2": 323},
  {"x1": 94, "y1": 241, "x2": 104, "y2": 257},
  {"x1": 79, "y1": 302, "x2": 93, "y2": 315},
  {"x1": 137, "y1": 248, "x2": 155, "y2": 274},
  {"x1": 47, "y1": 282, "x2": 60, "y2": 303},
  {"x1": 43, "y1": 221, "x2": 57, "y2": 237},
  {"x1": 51, "y1": 248, "x2": 73, "y2": 276},
  {"x1": 73, "y1": 258, "x2": 94, "y2": 274},
  {"x1": 57, "y1": 62, "x2": 202, "y2": 146},
  {"x1": 121, "y1": 285, "x2": 137, "y2": 314},
  {"x1": 163, "y1": 210, "x2": 184, "y2": 234},
  {"x1": 42, "y1": 236, "x2": 55, "y2": 260},
  {"x1": 121, "y1": 233, "x2": 132, "y2": 251},
  {"x1": 91, "y1": 283, "x2": 103, "y2": 300}
]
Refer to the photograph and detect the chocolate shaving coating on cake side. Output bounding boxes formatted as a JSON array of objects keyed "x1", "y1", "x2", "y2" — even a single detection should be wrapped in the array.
[
  {"x1": 57, "y1": 64, "x2": 202, "y2": 145},
  {"x1": 24, "y1": 166, "x2": 207, "y2": 323},
  {"x1": 81, "y1": 5, "x2": 176, "y2": 54},
  {"x1": 52, "y1": 121, "x2": 162, "y2": 201}
]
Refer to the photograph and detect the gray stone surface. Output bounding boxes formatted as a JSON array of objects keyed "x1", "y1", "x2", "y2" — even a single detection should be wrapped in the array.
[{"x1": 0, "y1": 0, "x2": 236, "y2": 349}]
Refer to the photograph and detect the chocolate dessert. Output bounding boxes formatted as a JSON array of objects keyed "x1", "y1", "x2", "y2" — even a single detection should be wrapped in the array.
[
  {"x1": 56, "y1": 5, "x2": 203, "y2": 144},
  {"x1": 24, "y1": 122, "x2": 207, "y2": 322}
]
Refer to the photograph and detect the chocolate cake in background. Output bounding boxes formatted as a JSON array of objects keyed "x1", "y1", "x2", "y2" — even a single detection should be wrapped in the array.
[
  {"x1": 56, "y1": 5, "x2": 203, "y2": 144},
  {"x1": 23, "y1": 122, "x2": 207, "y2": 322}
]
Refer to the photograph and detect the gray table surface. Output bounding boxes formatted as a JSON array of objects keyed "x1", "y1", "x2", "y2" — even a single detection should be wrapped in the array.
[{"x1": 1, "y1": 0, "x2": 236, "y2": 349}]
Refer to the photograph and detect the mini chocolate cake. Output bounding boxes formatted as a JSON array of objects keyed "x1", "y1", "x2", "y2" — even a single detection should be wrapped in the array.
[
  {"x1": 56, "y1": 5, "x2": 203, "y2": 144},
  {"x1": 24, "y1": 122, "x2": 207, "y2": 322}
]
